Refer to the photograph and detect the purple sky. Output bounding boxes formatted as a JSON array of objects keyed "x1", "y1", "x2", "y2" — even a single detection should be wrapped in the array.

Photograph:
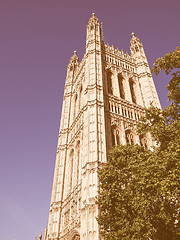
[{"x1": 0, "y1": 1, "x2": 179, "y2": 239}]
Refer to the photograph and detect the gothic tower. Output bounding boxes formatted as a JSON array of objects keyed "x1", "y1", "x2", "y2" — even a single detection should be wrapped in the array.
[{"x1": 46, "y1": 13, "x2": 161, "y2": 240}]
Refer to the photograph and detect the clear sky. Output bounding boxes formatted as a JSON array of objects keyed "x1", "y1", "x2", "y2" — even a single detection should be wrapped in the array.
[{"x1": 0, "y1": 0, "x2": 179, "y2": 239}]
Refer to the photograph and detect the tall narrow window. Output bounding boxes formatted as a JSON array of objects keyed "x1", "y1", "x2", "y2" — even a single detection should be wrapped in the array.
[
  {"x1": 129, "y1": 78, "x2": 136, "y2": 104},
  {"x1": 69, "y1": 149, "x2": 74, "y2": 192},
  {"x1": 74, "y1": 94, "x2": 78, "y2": 119},
  {"x1": 111, "y1": 127, "x2": 121, "y2": 147},
  {"x1": 116, "y1": 130, "x2": 120, "y2": 145},
  {"x1": 111, "y1": 128, "x2": 115, "y2": 147},
  {"x1": 76, "y1": 141, "x2": 80, "y2": 185},
  {"x1": 140, "y1": 135, "x2": 148, "y2": 149},
  {"x1": 107, "y1": 70, "x2": 113, "y2": 94},
  {"x1": 125, "y1": 130, "x2": 134, "y2": 145},
  {"x1": 118, "y1": 74, "x2": 125, "y2": 99},
  {"x1": 79, "y1": 85, "x2": 82, "y2": 111}
]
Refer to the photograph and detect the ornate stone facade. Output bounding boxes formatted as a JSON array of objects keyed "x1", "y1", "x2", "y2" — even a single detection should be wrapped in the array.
[{"x1": 46, "y1": 13, "x2": 161, "y2": 240}]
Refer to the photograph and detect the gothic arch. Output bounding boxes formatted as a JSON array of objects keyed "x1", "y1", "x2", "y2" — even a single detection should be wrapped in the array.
[
  {"x1": 69, "y1": 230, "x2": 80, "y2": 240},
  {"x1": 106, "y1": 69, "x2": 114, "y2": 94},
  {"x1": 139, "y1": 134, "x2": 148, "y2": 149},
  {"x1": 125, "y1": 129, "x2": 135, "y2": 145},
  {"x1": 111, "y1": 124, "x2": 121, "y2": 147}
]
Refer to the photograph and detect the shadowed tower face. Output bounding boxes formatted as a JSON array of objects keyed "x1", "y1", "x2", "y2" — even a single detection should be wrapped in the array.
[{"x1": 46, "y1": 14, "x2": 161, "y2": 240}]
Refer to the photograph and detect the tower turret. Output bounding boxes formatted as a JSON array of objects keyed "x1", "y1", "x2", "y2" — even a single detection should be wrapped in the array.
[
  {"x1": 86, "y1": 13, "x2": 102, "y2": 53},
  {"x1": 130, "y1": 32, "x2": 147, "y2": 60},
  {"x1": 66, "y1": 50, "x2": 79, "y2": 82},
  {"x1": 47, "y1": 51, "x2": 80, "y2": 240},
  {"x1": 130, "y1": 33, "x2": 161, "y2": 108}
]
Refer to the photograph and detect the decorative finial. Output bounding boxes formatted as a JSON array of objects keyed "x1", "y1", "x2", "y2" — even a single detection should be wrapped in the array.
[
  {"x1": 74, "y1": 50, "x2": 77, "y2": 55},
  {"x1": 100, "y1": 22, "x2": 104, "y2": 41},
  {"x1": 131, "y1": 32, "x2": 135, "y2": 37},
  {"x1": 92, "y1": 13, "x2": 95, "y2": 17},
  {"x1": 39, "y1": 232, "x2": 42, "y2": 240}
]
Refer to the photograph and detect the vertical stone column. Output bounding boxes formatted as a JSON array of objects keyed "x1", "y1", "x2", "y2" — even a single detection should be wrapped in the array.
[
  {"x1": 47, "y1": 52, "x2": 79, "y2": 239},
  {"x1": 80, "y1": 13, "x2": 107, "y2": 240}
]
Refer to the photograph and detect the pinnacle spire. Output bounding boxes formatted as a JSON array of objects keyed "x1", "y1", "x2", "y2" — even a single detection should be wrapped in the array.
[
  {"x1": 101, "y1": 22, "x2": 104, "y2": 41},
  {"x1": 130, "y1": 32, "x2": 141, "y2": 45},
  {"x1": 69, "y1": 50, "x2": 79, "y2": 63},
  {"x1": 39, "y1": 232, "x2": 42, "y2": 240},
  {"x1": 88, "y1": 12, "x2": 99, "y2": 24}
]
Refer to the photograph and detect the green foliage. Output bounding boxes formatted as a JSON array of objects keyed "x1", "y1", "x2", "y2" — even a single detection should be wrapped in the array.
[
  {"x1": 152, "y1": 45, "x2": 180, "y2": 107},
  {"x1": 97, "y1": 144, "x2": 180, "y2": 239},
  {"x1": 138, "y1": 44, "x2": 180, "y2": 149},
  {"x1": 97, "y1": 46, "x2": 180, "y2": 239}
]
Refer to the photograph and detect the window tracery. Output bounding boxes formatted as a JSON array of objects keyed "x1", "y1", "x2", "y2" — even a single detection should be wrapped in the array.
[
  {"x1": 125, "y1": 129, "x2": 134, "y2": 145},
  {"x1": 139, "y1": 135, "x2": 148, "y2": 148},
  {"x1": 64, "y1": 209, "x2": 70, "y2": 228},
  {"x1": 111, "y1": 126, "x2": 121, "y2": 147}
]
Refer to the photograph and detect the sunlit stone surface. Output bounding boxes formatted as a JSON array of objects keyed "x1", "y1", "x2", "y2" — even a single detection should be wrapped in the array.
[{"x1": 45, "y1": 13, "x2": 161, "y2": 240}]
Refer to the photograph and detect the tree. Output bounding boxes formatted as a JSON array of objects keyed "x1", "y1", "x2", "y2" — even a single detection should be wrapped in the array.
[{"x1": 96, "y1": 45, "x2": 180, "y2": 240}]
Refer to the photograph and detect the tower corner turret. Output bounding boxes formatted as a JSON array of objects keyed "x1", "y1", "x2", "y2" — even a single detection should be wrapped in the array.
[
  {"x1": 86, "y1": 13, "x2": 103, "y2": 53},
  {"x1": 66, "y1": 50, "x2": 79, "y2": 82},
  {"x1": 130, "y1": 32, "x2": 146, "y2": 60},
  {"x1": 130, "y1": 32, "x2": 161, "y2": 108}
]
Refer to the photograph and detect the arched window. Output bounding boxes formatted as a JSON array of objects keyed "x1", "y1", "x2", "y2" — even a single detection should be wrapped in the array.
[
  {"x1": 70, "y1": 65, "x2": 73, "y2": 71},
  {"x1": 70, "y1": 230, "x2": 80, "y2": 240},
  {"x1": 115, "y1": 105, "x2": 117, "y2": 113},
  {"x1": 111, "y1": 104, "x2": 114, "y2": 112},
  {"x1": 107, "y1": 70, "x2": 113, "y2": 94},
  {"x1": 135, "y1": 46, "x2": 139, "y2": 52},
  {"x1": 111, "y1": 127, "x2": 121, "y2": 147},
  {"x1": 72, "y1": 235, "x2": 80, "y2": 240},
  {"x1": 116, "y1": 130, "x2": 120, "y2": 145},
  {"x1": 118, "y1": 73, "x2": 125, "y2": 99},
  {"x1": 124, "y1": 109, "x2": 127, "y2": 117},
  {"x1": 139, "y1": 135, "x2": 148, "y2": 148},
  {"x1": 125, "y1": 129, "x2": 134, "y2": 145},
  {"x1": 90, "y1": 25, "x2": 94, "y2": 30},
  {"x1": 129, "y1": 78, "x2": 136, "y2": 104}
]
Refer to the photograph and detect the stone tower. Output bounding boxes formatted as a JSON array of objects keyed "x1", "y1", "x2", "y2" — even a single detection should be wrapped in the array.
[{"x1": 46, "y1": 13, "x2": 161, "y2": 240}]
